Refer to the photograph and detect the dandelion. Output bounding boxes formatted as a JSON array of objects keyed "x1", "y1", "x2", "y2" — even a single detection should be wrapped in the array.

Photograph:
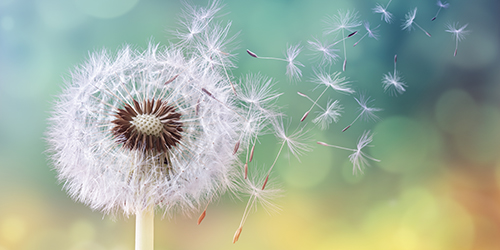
[
  {"x1": 445, "y1": 22, "x2": 469, "y2": 56},
  {"x1": 307, "y1": 37, "x2": 340, "y2": 66},
  {"x1": 402, "y1": 7, "x2": 431, "y2": 37},
  {"x1": 353, "y1": 21, "x2": 380, "y2": 47},
  {"x1": 246, "y1": 43, "x2": 304, "y2": 81},
  {"x1": 324, "y1": 9, "x2": 362, "y2": 71},
  {"x1": 372, "y1": 0, "x2": 393, "y2": 23},
  {"x1": 342, "y1": 95, "x2": 382, "y2": 132},
  {"x1": 382, "y1": 54, "x2": 407, "y2": 95},
  {"x1": 47, "y1": 2, "x2": 285, "y2": 248},
  {"x1": 318, "y1": 130, "x2": 380, "y2": 174},
  {"x1": 431, "y1": 1, "x2": 450, "y2": 21},
  {"x1": 299, "y1": 71, "x2": 353, "y2": 122}
]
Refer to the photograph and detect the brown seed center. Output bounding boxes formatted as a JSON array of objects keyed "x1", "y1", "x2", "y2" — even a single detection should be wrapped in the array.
[{"x1": 111, "y1": 99, "x2": 183, "y2": 153}]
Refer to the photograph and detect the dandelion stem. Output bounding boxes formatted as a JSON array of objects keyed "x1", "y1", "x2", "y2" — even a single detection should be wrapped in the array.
[{"x1": 135, "y1": 208, "x2": 154, "y2": 250}]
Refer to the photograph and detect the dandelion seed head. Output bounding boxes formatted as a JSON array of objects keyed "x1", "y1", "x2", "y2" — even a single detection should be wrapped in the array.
[{"x1": 47, "y1": 10, "x2": 278, "y2": 216}]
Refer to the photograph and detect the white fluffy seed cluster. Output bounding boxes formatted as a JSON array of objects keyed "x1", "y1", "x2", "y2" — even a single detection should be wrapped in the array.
[
  {"x1": 132, "y1": 114, "x2": 163, "y2": 136},
  {"x1": 46, "y1": 1, "x2": 284, "y2": 216}
]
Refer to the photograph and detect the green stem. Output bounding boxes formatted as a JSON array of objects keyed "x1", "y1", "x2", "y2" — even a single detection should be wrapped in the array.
[{"x1": 136, "y1": 208, "x2": 154, "y2": 250}]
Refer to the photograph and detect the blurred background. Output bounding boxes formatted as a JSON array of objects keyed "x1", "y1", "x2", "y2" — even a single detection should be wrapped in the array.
[{"x1": 1, "y1": 0, "x2": 500, "y2": 249}]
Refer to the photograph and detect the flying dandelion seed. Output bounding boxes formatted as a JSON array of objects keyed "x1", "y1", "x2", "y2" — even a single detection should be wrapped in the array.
[
  {"x1": 324, "y1": 9, "x2": 361, "y2": 71},
  {"x1": 445, "y1": 22, "x2": 470, "y2": 56},
  {"x1": 431, "y1": 1, "x2": 450, "y2": 21},
  {"x1": 307, "y1": 37, "x2": 340, "y2": 66},
  {"x1": 174, "y1": 1, "x2": 220, "y2": 43},
  {"x1": 312, "y1": 99, "x2": 343, "y2": 130},
  {"x1": 318, "y1": 130, "x2": 380, "y2": 174},
  {"x1": 233, "y1": 118, "x2": 310, "y2": 243},
  {"x1": 382, "y1": 54, "x2": 407, "y2": 95},
  {"x1": 299, "y1": 71, "x2": 353, "y2": 123},
  {"x1": 372, "y1": 0, "x2": 393, "y2": 23},
  {"x1": 233, "y1": 172, "x2": 282, "y2": 243},
  {"x1": 402, "y1": 7, "x2": 431, "y2": 37},
  {"x1": 47, "y1": 1, "x2": 289, "y2": 248},
  {"x1": 246, "y1": 44, "x2": 304, "y2": 81},
  {"x1": 342, "y1": 95, "x2": 382, "y2": 132},
  {"x1": 353, "y1": 21, "x2": 380, "y2": 47}
]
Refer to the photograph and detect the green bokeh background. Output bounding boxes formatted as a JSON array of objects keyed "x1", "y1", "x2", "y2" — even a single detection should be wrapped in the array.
[{"x1": 1, "y1": 0, "x2": 500, "y2": 249}]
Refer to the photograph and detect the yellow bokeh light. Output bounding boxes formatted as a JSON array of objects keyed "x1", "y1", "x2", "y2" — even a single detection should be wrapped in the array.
[
  {"x1": 70, "y1": 219, "x2": 96, "y2": 243},
  {"x1": 1, "y1": 215, "x2": 26, "y2": 244}
]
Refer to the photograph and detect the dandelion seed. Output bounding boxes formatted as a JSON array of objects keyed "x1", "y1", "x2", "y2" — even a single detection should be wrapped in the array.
[
  {"x1": 324, "y1": 9, "x2": 361, "y2": 71},
  {"x1": 246, "y1": 49, "x2": 258, "y2": 58},
  {"x1": 342, "y1": 95, "x2": 382, "y2": 132},
  {"x1": 233, "y1": 226, "x2": 243, "y2": 243},
  {"x1": 431, "y1": 1, "x2": 450, "y2": 21},
  {"x1": 402, "y1": 7, "x2": 431, "y2": 37},
  {"x1": 313, "y1": 70, "x2": 354, "y2": 95},
  {"x1": 445, "y1": 22, "x2": 469, "y2": 56},
  {"x1": 165, "y1": 74, "x2": 179, "y2": 85},
  {"x1": 307, "y1": 37, "x2": 340, "y2": 66},
  {"x1": 372, "y1": 0, "x2": 393, "y2": 23},
  {"x1": 234, "y1": 171, "x2": 282, "y2": 243},
  {"x1": 382, "y1": 54, "x2": 407, "y2": 95},
  {"x1": 300, "y1": 71, "x2": 352, "y2": 122},
  {"x1": 318, "y1": 130, "x2": 380, "y2": 174},
  {"x1": 273, "y1": 118, "x2": 311, "y2": 161},
  {"x1": 312, "y1": 100, "x2": 343, "y2": 130},
  {"x1": 197, "y1": 210, "x2": 207, "y2": 225},
  {"x1": 353, "y1": 21, "x2": 380, "y2": 47},
  {"x1": 246, "y1": 44, "x2": 304, "y2": 81},
  {"x1": 233, "y1": 140, "x2": 240, "y2": 154},
  {"x1": 175, "y1": 0, "x2": 223, "y2": 44}
]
